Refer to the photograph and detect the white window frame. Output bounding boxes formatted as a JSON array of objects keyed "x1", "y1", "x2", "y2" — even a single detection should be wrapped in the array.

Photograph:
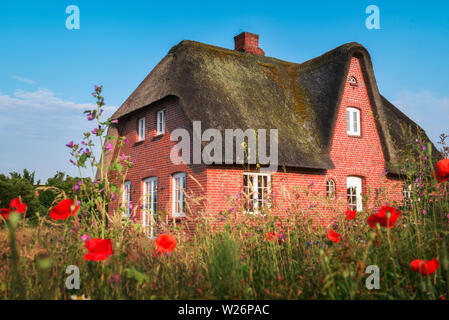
[
  {"x1": 243, "y1": 172, "x2": 272, "y2": 214},
  {"x1": 138, "y1": 117, "x2": 146, "y2": 141},
  {"x1": 143, "y1": 177, "x2": 158, "y2": 238},
  {"x1": 346, "y1": 107, "x2": 361, "y2": 136},
  {"x1": 156, "y1": 110, "x2": 165, "y2": 135},
  {"x1": 122, "y1": 181, "x2": 131, "y2": 218},
  {"x1": 403, "y1": 184, "x2": 413, "y2": 204},
  {"x1": 347, "y1": 176, "x2": 363, "y2": 211},
  {"x1": 172, "y1": 172, "x2": 186, "y2": 218},
  {"x1": 326, "y1": 179, "x2": 336, "y2": 200}
]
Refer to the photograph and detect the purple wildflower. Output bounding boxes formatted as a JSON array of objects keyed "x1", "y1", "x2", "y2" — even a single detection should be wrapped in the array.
[
  {"x1": 87, "y1": 113, "x2": 95, "y2": 121},
  {"x1": 83, "y1": 148, "x2": 90, "y2": 154},
  {"x1": 66, "y1": 141, "x2": 74, "y2": 148},
  {"x1": 112, "y1": 119, "x2": 118, "y2": 124},
  {"x1": 121, "y1": 154, "x2": 126, "y2": 161},
  {"x1": 105, "y1": 143, "x2": 112, "y2": 150},
  {"x1": 81, "y1": 234, "x2": 91, "y2": 242}
]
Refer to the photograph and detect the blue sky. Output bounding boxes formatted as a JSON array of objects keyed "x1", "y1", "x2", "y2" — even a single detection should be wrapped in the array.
[{"x1": 1, "y1": 0, "x2": 448, "y2": 182}]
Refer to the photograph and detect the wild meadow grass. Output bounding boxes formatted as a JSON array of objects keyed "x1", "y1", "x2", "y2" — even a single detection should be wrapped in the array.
[{"x1": 0, "y1": 86, "x2": 448, "y2": 300}]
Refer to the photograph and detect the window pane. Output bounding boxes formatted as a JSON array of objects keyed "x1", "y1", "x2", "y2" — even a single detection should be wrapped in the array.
[
  {"x1": 347, "y1": 110, "x2": 350, "y2": 132},
  {"x1": 353, "y1": 110, "x2": 358, "y2": 133}
]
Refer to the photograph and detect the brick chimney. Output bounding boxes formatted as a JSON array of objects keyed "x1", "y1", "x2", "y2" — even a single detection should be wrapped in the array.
[{"x1": 233, "y1": 32, "x2": 265, "y2": 56}]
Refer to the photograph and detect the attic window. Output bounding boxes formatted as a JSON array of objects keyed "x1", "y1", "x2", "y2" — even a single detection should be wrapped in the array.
[
  {"x1": 346, "y1": 107, "x2": 361, "y2": 136},
  {"x1": 349, "y1": 76, "x2": 358, "y2": 86}
]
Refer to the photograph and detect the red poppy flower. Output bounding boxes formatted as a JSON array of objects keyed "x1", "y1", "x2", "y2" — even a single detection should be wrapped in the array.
[
  {"x1": 326, "y1": 229, "x2": 341, "y2": 243},
  {"x1": 434, "y1": 159, "x2": 449, "y2": 183},
  {"x1": 9, "y1": 198, "x2": 27, "y2": 214},
  {"x1": 410, "y1": 258, "x2": 439, "y2": 276},
  {"x1": 345, "y1": 210, "x2": 357, "y2": 220},
  {"x1": 49, "y1": 199, "x2": 79, "y2": 220},
  {"x1": 367, "y1": 205, "x2": 401, "y2": 229},
  {"x1": 0, "y1": 197, "x2": 27, "y2": 220},
  {"x1": 84, "y1": 238, "x2": 113, "y2": 261},
  {"x1": 155, "y1": 234, "x2": 177, "y2": 254},
  {"x1": 266, "y1": 232, "x2": 278, "y2": 242}
]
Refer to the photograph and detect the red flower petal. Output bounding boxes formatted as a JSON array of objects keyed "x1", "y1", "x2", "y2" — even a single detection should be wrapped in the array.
[
  {"x1": 326, "y1": 229, "x2": 341, "y2": 243},
  {"x1": 9, "y1": 198, "x2": 27, "y2": 214},
  {"x1": 367, "y1": 206, "x2": 401, "y2": 229},
  {"x1": 84, "y1": 238, "x2": 113, "y2": 261},
  {"x1": 435, "y1": 159, "x2": 449, "y2": 183},
  {"x1": 49, "y1": 199, "x2": 79, "y2": 220},
  {"x1": 0, "y1": 208, "x2": 11, "y2": 220},
  {"x1": 266, "y1": 232, "x2": 278, "y2": 242},
  {"x1": 155, "y1": 234, "x2": 177, "y2": 254},
  {"x1": 410, "y1": 258, "x2": 440, "y2": 276},
  {"x1": 345, "y1": 210, "x2": 357, "y2": 220}
]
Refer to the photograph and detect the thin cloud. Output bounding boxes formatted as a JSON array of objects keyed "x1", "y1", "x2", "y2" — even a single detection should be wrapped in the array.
[
  {"x1": 392, "y1": 89, "x2": 449, "y2": 145},
  {"x1": 11, "y1": 75, "x2": 35, "y2": 84},
  {"x1": 0, "y1": 88, "x2": 115, "y2": 112}
]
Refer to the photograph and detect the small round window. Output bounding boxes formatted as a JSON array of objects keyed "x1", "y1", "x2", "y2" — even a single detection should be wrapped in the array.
[{"x1": 349, "y1": 76, "x2": 357, "y2": 85}]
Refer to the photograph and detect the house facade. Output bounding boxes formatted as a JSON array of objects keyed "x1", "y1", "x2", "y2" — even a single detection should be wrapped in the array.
[{"x1": 105, "y1": 32, "x2": 434, "y2": 236}]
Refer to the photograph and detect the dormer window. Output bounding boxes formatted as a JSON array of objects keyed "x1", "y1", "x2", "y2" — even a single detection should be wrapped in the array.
[
  {"x1": 349, "y1": 76, "x2": 358, "y2": 86},
  {"x1": 346, "y1": 107, "x2": 361, "y2": 136},
  {"x1": 156, "y1": 110, "x2": 165, "y2": 135},
  {"x1": 138, "y1": 117, "x2": 146, "y2": 141}
]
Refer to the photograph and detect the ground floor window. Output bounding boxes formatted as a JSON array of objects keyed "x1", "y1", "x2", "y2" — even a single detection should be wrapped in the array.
[
  {"x1": 243, "y1": 172, "x2": 271, "y2": 213},
  {"x1": 326, "y1": 179, "x2": 336, "y2": 199},
  {"x1": 403, "y1": 184, "x2": 413, "y2": 205},
  {"x1": 143, "y1": 177, "x2": 158, "y2": 238},
  {"x1": 172, "y1": 172, "x2": 186, "y2": 217},
  {"x1": 347, "y1": 176, "x2": 362, "y2": 211},
  {"x1": 122, "y1": 181, "x2": 131, "y2": 218}
]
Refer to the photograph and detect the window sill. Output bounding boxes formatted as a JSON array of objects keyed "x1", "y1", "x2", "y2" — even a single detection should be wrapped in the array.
[
  {"x1": 134, "y1": 140, "x2": 145, "y2": 146},
  {"x1": 347, "y1": 133, "x2": 362, "y2": 138}
]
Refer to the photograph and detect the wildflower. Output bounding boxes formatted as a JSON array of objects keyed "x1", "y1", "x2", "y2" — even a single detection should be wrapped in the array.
[
  {"x1": 111, "y1": 193, "x2": 116, "y2": 200},
  {"x1": 266, "y1": 232, "x2": 278, "y2": 242},
  {"x1": 124, "y1": 137, "x2": 129, "y2": 144},
  {"x1": 72, "y1": 180, "x2": 82, "y2": 192},
  {"x1": 71, "y1": 295, "x2": 90, "y2": 300},
  {"x1": 1, "y1": 198, "x2": 27, "y2": 220},
  {"x1": 69, "y1": 159, "x2": 76, "y2": 165},
  {"x1": 230, "y1": 207, "x2": 235, "y2": 213},
  {"x1": 112, "y1": 119, "x2": 118, "y2": 124},
  {"x1": 87, "y1": 113, "x2": 95, "y2": 121},
  {"x1": 92, "y1": 127, "x2": 99, "y2": 135},
  {"x1": 121, "y1": 154, "x2": 126, "y2": 161},
  {"x1": 345, "y1": 209, "x2": 357, "y2": 220},
  {"x1": 80, "y1": 234, "x2": 91, "y2": 242},
  {"x1": 422, "y1": 209, "x2": 427, "y2": 215},
  {"x1": 105, "y1": 143, "x2": 112, "y2": 150},
  {"x1": 155, "y1": 234, "x2": 177, "y2": 255},
  {"x1": 422, "y1": 145, "x2": 427, "y2": 151},
  {"x1": 326, "y1": 229, "x2": 341, "y2": 243},
  {"x1": 84, "y1": 238, "x2": 113, "y2": 261},
  {"x1": 410, "y1": 258, "x2": 439, "y2": 276},
  {"x1": 83, "y1": 148, "x2": 90, "y2": 155},
  {"x1": 367, "y1": 205, "x2": 401, "y2": 229},
  {"x1": 49, "y1": 199, "x2": 79, "y2": 220},
  {"x1": 66, "y1": 141, "x2": 74, "y2": 148},
  {"x1": 109, "y1": 274, "x2": 121, "y2": 283},
  {"x1": 434, "y1": 159, "x2": 449, "y2": 183}
]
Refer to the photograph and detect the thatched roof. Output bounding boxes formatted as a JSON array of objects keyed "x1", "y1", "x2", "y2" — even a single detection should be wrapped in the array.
[{"x1": 109, "y1": 40, "x2": 436, "y2": 173}]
